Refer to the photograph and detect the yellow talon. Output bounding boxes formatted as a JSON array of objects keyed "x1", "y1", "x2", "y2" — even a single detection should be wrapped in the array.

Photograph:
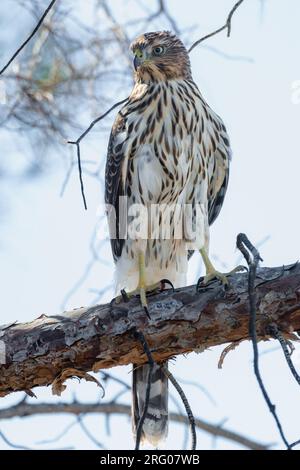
[
  {"x1": 115, "y1": 252, "x2": 166, "y2": 317},
  {"x1": 200, "y1": 248, "x2": 246, "y2": 286}
]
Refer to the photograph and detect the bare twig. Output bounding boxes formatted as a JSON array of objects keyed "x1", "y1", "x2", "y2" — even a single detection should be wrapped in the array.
[
  {"x1": 0, "y1": 429, "x2": 31, "y2": 450},
  {"x1": 77, "y1": 415, "x2": 106, "y2": 449},
  {"x1": 68, "y1": 98, "x2": 129, "y2": 146},
  {"x1": 236, "y1": 233, "x2": 291, "y2": 450},
  {"x1": 177, "y1": 378, "x2": 217, "y2": 406},
  {"x1": 162, "y1": 365, "x2": 196, "y2": 450},
  {"x1": 37, "y1": 418, "x2": 78, "y2": 445},
  {"x1": 0, "y1": 400, "x2": 269, "y2": 450},
  {"x1": 151, "y1": 0, "x2": 180, "y2": 34},
  {"x1": 188, "y1": 0, "x2": 245, "y2": 53},
  {"x1": 99, "y1": 0, "x2": 131, "y2": 59},
  {"x1": 0, "y1": 0, "x2": 57, "y2": 75},
  {"x1": 291, "y1": 438, "x2": 300, "y2": 449},
  {"x1": 268, "y1": 324, "x2": 300, "y2": 386},
  {"x1": 67, "y1": 97, "x2": 129, "y2": 209},
  {"x1": 218, "y1": 340, "x2": 243, "y2": 369},
  {"x1": 101, "y1": 371, "x2": 131, "y2": 390}
]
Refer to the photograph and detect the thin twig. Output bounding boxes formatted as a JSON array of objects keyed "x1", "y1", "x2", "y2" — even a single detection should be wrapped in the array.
[
  {"x1": 0, "y1": 429, "x2": 31, "y2": 450},
  {"x1": 68, "y1": 97, "x2": 129, "y2": 209},
  {"x1": 77, "y1": 415, "x2": 106, "y2": 449},
  {"x1": 68, "y1": 98, "x2": 129, "y2": 146},
  {"x1": 0, "y1": 400, "x2": 270, "y2": 450},
  {"x1": 236, "y1": 233, "x2": 291, "y2": 450},
  {"x1": 290, "y1": 438, "x2": 300, "y2": 449},
  {"x1": 0, "y1": 0, "x2": 57, "y2": 75},
  {"x1": 157, "y1": 0, "x2": 180, "y2": 34},
  {"x1": 162, "y1": 365, "x2": 197, "y2": 451},
  {"x1": 268, "y1": 324, "x2": 300, "y2": 386},
  {"x1": 218, "y1": 340, "x2": 243, "y2": 369},
  {"x1": 101, "y1": 371, "x2": 131, "y2": 390},
  {"x1": 169, "y1": 393, "x2": 189, "y2": 450},
  {"x1": 177, "y1": 377, "x2": 217, "y2": 406},
  {"x1": 133, "y1": 330, "x2": 154, "y2": 451},
  {"x1": 74, "y1": 141, "x2": 87, "y2": 210},
  {"x1": 37, "y1": 418, "x2": 78, "y2": 445},
  {"x1": 188, "y1": 0, "x2": 245, "y2": 53}
]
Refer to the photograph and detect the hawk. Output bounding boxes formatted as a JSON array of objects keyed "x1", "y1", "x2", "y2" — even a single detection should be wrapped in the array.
[{"x1": 105, "y1": 31, "x2": 241, "y2": 446}]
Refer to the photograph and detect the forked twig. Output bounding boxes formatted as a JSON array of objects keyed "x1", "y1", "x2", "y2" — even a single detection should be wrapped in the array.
[
  {"x1": 68, "y1": 97, "x2": 129, "y2": 209},
  {"x1": 188, "y1": 0, "x2": 245, "y2": 53}
]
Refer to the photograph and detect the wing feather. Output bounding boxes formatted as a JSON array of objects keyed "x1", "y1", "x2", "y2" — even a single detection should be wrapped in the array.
[
  {"x1": 105, "y1": 113, "x2": 127, "y2": 261},
  {"x1": 207, "y1": 115, "x2": 231, "y2": 226}
]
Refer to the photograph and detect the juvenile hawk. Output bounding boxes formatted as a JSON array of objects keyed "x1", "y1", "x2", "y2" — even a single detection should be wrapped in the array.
[{"x1": 105, "y1": 31, "x2": 239, "y2": 446}]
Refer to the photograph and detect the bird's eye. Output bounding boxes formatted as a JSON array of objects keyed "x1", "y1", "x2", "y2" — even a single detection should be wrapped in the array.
[{"x1": 153, "y1": 46, "x2": 165, "y2": 56}]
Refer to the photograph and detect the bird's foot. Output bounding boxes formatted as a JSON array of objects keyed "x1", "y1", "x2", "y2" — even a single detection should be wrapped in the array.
[
  {"x1": 113, "y1": 287, "x2": 150, "y2": 318},
  {"x1": 116, "y1": 279, "x2": 174, "y2": 302},
  {"x1": 198, "y1": 265, "x2": 247, "y2": 288},
  {"x1": 114, "y1": 279, "x2": 174, "y2": 319}
]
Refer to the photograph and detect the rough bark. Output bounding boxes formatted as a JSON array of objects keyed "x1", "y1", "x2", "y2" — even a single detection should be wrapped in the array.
[{"x1": 1, "y1": 264, "x2": 300, "y2": 397}]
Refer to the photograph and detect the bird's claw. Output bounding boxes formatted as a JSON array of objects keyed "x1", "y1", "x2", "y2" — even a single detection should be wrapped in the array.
[
  {"x1": 114, "y1": 278, "x2": 175, "y2": 319},
  {"x1": 203, "y1": 271, "x2": 229, "y2": 286},
  {"x1": 120, "y1": 288, "x2": 129, "y2": 302},
  {"x1": 159, "y1": 279, "x2": 175, "y2": 292},
  {"x1": 144, "y1": 306, "x2": 151, "y2": 320},
  {"x1": 197, "y1": 265, "x2": 247, "y2": 289},
  {"x1": 196, "y1": 277, "x2": 216, "y2": 291}
]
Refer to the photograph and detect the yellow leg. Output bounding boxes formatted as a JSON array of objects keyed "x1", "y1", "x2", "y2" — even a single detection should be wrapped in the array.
[
  {"x1": 115, "y1": 252, "x2": 168, "y2": 311},
  {"x1": 200, "y1": 247, "x2": 246, "y2": 286}
]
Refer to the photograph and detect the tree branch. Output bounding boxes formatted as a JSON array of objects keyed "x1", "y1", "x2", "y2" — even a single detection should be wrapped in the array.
[
  {"x1": 1, "y1": 263, "x2": 300, "y2": 398},
  {"x1": 0, "y1": 400, "x2": 269, "y2": 450},
  {"x1": 188, "y1": 0, "x2": 245, "y2": 53}
]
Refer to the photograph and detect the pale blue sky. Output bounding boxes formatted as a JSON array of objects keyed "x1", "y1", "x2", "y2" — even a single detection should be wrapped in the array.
[{"x1": 0, "y1": 0, "x2": 300, "y2": 450}]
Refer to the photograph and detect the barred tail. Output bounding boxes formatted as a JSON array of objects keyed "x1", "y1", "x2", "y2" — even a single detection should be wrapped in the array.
[{"x1": 132, "y1": 362, "x2": 168, "y2": 447}]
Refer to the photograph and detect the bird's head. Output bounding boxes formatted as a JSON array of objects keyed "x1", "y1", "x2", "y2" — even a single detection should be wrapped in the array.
[{"x1": 130, "y1": 31, "x2": 191, "y2": 82}]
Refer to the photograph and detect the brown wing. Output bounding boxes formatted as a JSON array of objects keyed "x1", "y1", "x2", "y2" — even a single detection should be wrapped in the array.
[
  {"x1": 105, "y1": 113, "x2": 127, "y2": 262},
  {"x1": 207, "y1": 114, "x2": 231, "y2": 226},
  {"x1": 188, "y1": 114, "x2": 231, "y2": 260},
  {"x1": 208, "y1": 152, "x2": 230, "y2": 226}
]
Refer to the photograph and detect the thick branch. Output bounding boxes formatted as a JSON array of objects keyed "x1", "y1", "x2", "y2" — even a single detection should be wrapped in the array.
[
  {"x1": 0, "y1": 401, "x2": 268, "y2": 450},
  {"x1": 1, "y1": 264, "x2": 300, "y2": 397}
]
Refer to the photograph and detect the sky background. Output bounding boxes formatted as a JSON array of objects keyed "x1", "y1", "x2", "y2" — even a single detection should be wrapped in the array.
[{"x1": 0, "y1": 0, "x2": 300, "y2": 450}]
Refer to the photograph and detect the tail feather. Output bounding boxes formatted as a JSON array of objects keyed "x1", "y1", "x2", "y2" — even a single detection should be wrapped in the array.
[{"x1": 132, "y1": 362, "x2": 168, "y2": 447}]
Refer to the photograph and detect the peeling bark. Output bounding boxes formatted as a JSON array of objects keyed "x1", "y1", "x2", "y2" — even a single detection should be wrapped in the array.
[{"x1": 1, "y1": 264, "x2": 300, "y2": 397}]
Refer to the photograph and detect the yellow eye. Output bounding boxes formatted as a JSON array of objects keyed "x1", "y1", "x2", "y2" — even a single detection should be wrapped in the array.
[{"x1": 153, "y1": 46, "x2": 165, "y2": 56}]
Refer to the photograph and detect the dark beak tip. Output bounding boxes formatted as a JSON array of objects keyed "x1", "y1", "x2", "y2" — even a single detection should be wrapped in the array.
[{"x1": 133, "y1": 56, "x2": 140, "y2": 71}]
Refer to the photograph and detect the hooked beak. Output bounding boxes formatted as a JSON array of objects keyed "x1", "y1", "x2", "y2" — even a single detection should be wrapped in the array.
[
  {"x1": 133, "y1": 55, "x2": 141, "y2": 71},
  {"x1": 133, "y1": 48, "x2": 145, "y2": 71}
]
